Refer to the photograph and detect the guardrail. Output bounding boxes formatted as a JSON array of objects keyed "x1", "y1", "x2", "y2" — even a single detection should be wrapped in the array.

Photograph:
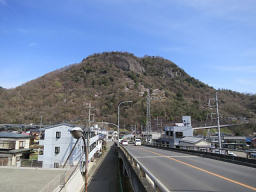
[
  {"x1": 118, "y1": 144, "x2": 170, "y2": 192},
  {"x1": 143, "y1": 142, "x2": 256, "y2": 168}
]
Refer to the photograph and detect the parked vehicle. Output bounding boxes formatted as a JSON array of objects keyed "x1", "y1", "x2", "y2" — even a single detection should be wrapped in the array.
[
  {"x1": 122, "y1": 140, "x2": 128, "y2": 146},
  {"x1": 135, "y1": 139, "x2": 141, "y2": 146},
  {"x1": 250, "y1": 153, "x2": 256, "y2": 159},
  {"x1": 227, "y1": 151, "x2": 237, "y2": 157}
]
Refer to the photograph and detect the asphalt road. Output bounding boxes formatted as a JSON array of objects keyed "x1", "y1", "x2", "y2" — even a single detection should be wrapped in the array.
[{"x1": 124, "y1": 145, "x2": 256, "y2": 192}]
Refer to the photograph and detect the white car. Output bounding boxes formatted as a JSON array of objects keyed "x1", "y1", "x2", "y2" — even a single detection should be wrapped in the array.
[
  {"x1": 122, "y1": 140, "x2": 128, "y2": 145},
  {"x1": 135, "y1": 139, "x2": 141, "y2": 146},
  {"x1": 227, "y1": 151, "x2": 237, "y2": 157}
]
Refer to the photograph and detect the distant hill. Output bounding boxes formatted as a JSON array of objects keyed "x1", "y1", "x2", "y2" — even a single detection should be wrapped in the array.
[{"x1": 0, "y1": 52, "x2": 255, "y2": 135}]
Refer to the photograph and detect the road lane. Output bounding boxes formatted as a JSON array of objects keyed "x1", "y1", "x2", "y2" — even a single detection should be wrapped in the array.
[{"x1": 124, "y1": 145, "x2": 256, "y2": 192}]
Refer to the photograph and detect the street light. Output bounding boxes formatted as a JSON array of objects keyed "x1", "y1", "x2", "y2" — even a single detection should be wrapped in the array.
[
  {"x1": 118, "y1": 101, "x2": 133, "y2": 147},
  {"x1": 69, "y1": 127, "x2": 88, "y2": 192}
]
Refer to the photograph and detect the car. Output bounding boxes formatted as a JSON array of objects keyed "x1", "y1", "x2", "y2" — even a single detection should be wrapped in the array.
[
  {"x1": 227, "y1": 151, "x2": 237, "y2": 157},
  {"x1": 135, "y1": 139, "x2": 141, "y2": 146},
  {"x1": 122, "y1": 140, "x2": 128, "y2": 145}
]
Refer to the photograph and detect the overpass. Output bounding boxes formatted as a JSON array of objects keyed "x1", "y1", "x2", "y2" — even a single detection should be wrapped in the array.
[{"x1": 118, "y1": 144, "x2": 256, "y2": 192}]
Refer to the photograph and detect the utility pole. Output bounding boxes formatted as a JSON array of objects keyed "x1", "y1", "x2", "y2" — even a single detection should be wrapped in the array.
[
  {"x1": 146, "y1": 90, "x2": 151, "y2": 143},
  {"x1": 87, "y1": 103, "x2": 94, "y2": 129},
  {"x1": 135, "y1": 124, "x2": 137, "y2": 139},
  {"x1": 84, "y1": 102, "x2": 94, "y2": 192},
  {"x1": 156, "y1": 116, "x2": 159, "y2": 131},
  {"x1": 216, "y1": 92, "x2": 222, "y2": 151},
  {"x1": 38, "y1": 115, "x2": 43, "y2": 157},
  {"x1": 39, "y1": 116, "x2": 43, "y2": 129}
]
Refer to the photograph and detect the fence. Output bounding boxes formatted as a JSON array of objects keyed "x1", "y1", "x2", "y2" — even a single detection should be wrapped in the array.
[{"x1": 21, "y1": 159, "x2": 42, "y2": 168}]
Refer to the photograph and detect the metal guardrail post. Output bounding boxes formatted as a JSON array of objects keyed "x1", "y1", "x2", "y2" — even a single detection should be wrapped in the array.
[{"x1": 139, "y1": 167, "x2": 146, "y2": 178}]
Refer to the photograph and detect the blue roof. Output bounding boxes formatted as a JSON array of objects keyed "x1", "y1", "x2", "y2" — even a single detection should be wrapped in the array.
[{"x1": 0, "y1": 132, "x2": 30, "y2": 138}]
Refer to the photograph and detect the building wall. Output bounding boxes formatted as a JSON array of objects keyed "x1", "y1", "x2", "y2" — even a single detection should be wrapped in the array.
[
  {"x1": 15, "y1": 139, "x2": 30, "y2": 150},
  {"x1": 164, "y1": 126, "x2": 193, "y2": 147},
  {"x1": 38, "y1": 125, "x2": 102, "y2": 169},
  {"x1": 0, "y1": 138, "x2": 29, "y2": 150},
  {"x1": 38, "y1": 125, "x2": 81, "y2": 168}
]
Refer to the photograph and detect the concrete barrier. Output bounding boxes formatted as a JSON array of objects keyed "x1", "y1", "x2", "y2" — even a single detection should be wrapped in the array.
[{"x1": 118, "y1": 144, "x2": 170, "y2": 192}]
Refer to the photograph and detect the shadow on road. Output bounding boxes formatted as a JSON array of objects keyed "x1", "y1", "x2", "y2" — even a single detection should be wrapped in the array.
[{"x1": 88, "y1": 145, "x2": 120, "y2": 192}]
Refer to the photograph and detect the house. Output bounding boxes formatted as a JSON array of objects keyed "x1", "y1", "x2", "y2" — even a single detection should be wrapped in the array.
[
  {"x1": 0, "y1": 132, "x2": 31, "y2": 166},
  {"x1": 160, "y1": 116, "x2": 193, "y2": 147},
  {"x1": 210, "y1": 135, "x2": 247, "y2": 149},
  {"x1": 178, "y1": 136, "x2": 211, "y2": 150},
  {"x1": 38, "y1": 123, "x2": 102, "y2": 168}
]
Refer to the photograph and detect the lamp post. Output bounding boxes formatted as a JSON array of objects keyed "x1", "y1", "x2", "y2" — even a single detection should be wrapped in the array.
[
  {"x1": 69, "y1": 127, "x2": 88, "y2": 192},
  {"x1": 118, "y1": 101, "x2": 132, "y2": 147}
]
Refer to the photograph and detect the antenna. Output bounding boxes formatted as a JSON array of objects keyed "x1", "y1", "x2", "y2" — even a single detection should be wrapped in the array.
[{"x1": 207, "y1": 92, "x2": 222, "y2": 152}]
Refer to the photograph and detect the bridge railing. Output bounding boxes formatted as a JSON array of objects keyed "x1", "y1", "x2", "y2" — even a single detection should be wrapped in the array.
[
  {"x1": 143, "y1": 142, "x2": 256, "y2": 168},
  {"x1": 119, "y1": 144, "x2": 170, "y2": 192}
]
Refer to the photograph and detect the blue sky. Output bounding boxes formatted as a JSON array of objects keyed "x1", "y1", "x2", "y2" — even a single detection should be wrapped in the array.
[{"x1": 0, "y1": 0, "x2": 256, "y2": 93}]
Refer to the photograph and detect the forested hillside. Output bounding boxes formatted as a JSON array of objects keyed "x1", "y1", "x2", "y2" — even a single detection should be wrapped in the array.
[{"x1": 0, "y1": 52, "x2": 255, "y2": 135}]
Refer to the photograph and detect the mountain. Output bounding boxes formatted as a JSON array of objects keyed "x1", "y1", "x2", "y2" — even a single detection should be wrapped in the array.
[{"x1": 0, "y1": 52, "x2": 256, "y2": 135}]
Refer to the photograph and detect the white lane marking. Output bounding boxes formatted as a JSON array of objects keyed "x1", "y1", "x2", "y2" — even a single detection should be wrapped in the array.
[{"x1": 136, "y1": 155, "x2": 198, "y2": 159}]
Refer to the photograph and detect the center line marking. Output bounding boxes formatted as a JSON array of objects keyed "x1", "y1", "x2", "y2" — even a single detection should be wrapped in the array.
[{"x1": 140, "y1": 148, "x2": 256, "y2": 191}]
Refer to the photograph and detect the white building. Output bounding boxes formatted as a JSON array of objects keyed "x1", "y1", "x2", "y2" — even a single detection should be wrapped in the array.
[
  {"x1": 38, "y1": 123, "x2": 102, "y2": 168},
  {"x1": 38, "y1": 124, "x2": 80, "y2": 168},
  {"x1": 161, "y1": 116, "x2": 193, "y2": 147}
]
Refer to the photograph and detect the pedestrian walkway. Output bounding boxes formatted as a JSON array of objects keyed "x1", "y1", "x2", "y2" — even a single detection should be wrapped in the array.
[{"x1": 88, "y1": 143, "x2": 120, "y2": 192}]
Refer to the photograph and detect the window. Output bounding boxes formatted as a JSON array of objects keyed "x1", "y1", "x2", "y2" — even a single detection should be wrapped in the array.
[
  {"x1": 19, "y1": 141, "x2": 25, "y2": 149},
  {"x1": 56, "y1": 132, "x2": 61, "y2": 139},
  {"x1": 170, "y1": 131, "x2": 173, "y2": 136},
  {"x1": 54, "y1": 162, "x2": 60, "y2": 168},
  {"x1": 55, "y1": 147, "x2": 60, "y2": 154},
  {"x1": 39, "y1": 150, "x2": 44, "y2": 155},
  {"x1": 175, "y1": 132, "x2": 183, "y2": 138}
]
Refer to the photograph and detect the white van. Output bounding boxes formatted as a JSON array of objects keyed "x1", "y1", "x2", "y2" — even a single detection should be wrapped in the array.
[{"x1": 135, "y1": 139, "x2": 141, "y2": 146}]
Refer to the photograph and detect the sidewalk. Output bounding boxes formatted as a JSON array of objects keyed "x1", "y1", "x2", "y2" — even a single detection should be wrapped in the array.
[{"x1": 88, "y1": 142, "x2": 120, "y2": 192}]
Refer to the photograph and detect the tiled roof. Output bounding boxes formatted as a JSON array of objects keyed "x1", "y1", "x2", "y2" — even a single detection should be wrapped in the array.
[{"x1": 0, "y1": 131, "x2": 30, "y2": 138}]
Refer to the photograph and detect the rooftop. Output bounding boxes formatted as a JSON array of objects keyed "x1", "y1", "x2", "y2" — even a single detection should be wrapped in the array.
[
  {"x1": 179, "y1": 137, "x2": 203, "y2": 144},
  {"x1": 0, "y1": 132, "x2": 30, "y2": 139},
  {"x1": 0, "y1": 167, "x2": 65, "y2": 192}
]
